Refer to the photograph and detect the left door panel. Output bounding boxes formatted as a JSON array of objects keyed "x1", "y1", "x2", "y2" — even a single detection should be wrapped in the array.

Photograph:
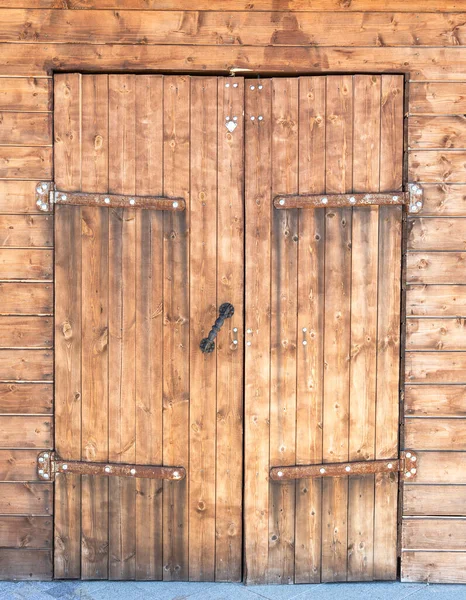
[{"x1": 53, "y1": 74, "x2": 244, "y2": 581}]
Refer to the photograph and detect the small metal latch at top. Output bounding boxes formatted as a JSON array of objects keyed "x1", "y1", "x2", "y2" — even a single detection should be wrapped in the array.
[{"x1": 37, "y1": 451, "x2": 186, "y2": 482}]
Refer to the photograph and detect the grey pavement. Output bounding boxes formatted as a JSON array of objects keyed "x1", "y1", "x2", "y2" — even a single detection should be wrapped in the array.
[{"x1": 0, "y1": 581, "x2": 465, "y2": 600}]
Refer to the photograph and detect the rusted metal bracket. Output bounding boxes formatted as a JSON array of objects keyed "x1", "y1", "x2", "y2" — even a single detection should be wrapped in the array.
[
  {"x1": 270, "y1": 451, "x2": 418, "y2": 482},
  {"x1": 273, "y1": 185, "x2": 423, "y2": 213},
  {"x1": 37, "y1": 451, "x2": 185, "y2": 482},
  {"x1": 35, "y1": 182, "x2": 185, "y2": 211}
]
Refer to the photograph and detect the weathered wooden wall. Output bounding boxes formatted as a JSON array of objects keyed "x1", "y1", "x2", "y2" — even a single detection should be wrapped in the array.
[{"x1": 0, "y1": 0, "x2": 465, "y2": 583}]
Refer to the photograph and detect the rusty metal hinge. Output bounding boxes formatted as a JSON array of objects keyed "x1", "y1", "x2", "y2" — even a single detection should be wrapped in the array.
[
  {"x1": 37, "y1": 451, "x2": 185, "y2": 482},
  {"x1": 270, "y1": 451, "x2": 418, "y2": 482},
  {"x1": 274, "y1": 184, "x2": 424, "y2": 213},
  {"x1": 35, "y1": 182, "x2": 185, "y2": 212}
]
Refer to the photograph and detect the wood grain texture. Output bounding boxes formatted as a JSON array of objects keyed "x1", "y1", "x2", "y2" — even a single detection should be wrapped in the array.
[
  {"x1": 405, "y1": 384, "x2": 466, "y2": 416},
  {"x1": 0, "y1": 77, "x2": 51, "y2": 111},
  {"x1": 406, "y1": 351, "x2": 466, "y2": 383},
  {"x1": 402, "y1": 551, "x2": 466, "y2": 584},
  {"x1": 0, "y1": 450, "x2": 47, "y2": 481},
  {"x1": 407, "y1": 317, "x2": 466, "y2": 350},
  {"x1": 0, "y1": 283, "x2": 52, "y2": 315},
  {"x1": 409, "y1": 116, "x2": 466, "y2": 150},
  {"x1": 0, "y1": 516, "x2": 52, "y2": 549},
  {"x1": 0, "y1": 112, "x2": 51, "y2": 146},
  {"x1": 409, "y1": 151, "x2": 466, "y2": 184},
  {"x1": 0, "y1": 317, "x2": 51, "y2": 348},
  {"x1": 405, "y1": 417, "x2": 466, "y2": 449},
  {"x1": 0, "y1": 549, "x2": 52, "y2": 580},
  {"x1": 410, "y1": 82, "x2": 466, "y2": 115},
  {"x1": 0, "y1": 181, "x2": 50, "y2": 215},
  {"x1": 404, "y1": 485, "x2": 466, "y2": 516},
  {"x1": 408, "y1": 217, "x2": 466, "y2": 251},
  {"x1": 6, "y1": 10, "x2": 466, "y2": 47},
  {"x1": 405, "y1": 451, "x2": 466, "y2": 484},
  {"x1": 0, "y1": 483, "x2": 52, "y2": 515},
  {"x1": 403, "y1": 518, "x2": 466, "y2": 550},
  {"x1": 0, "y1": 146, "x2": 51, "y2": 179},
  {"x1": 407, "y1": 284, "x2": 466, "y2": 316},
  {"x1": 4, "y1": 46, "x2": 466, "y2": 79},
  {"x1": 416, "y1": 184, "x2": 466, "y2": 216},
  {"x1": 0, "y1": 249, "x2": 52, "y2": 280},
  {"x1": 407, "y1": 252, "x2": 466, "y2": 284},
  {"x1": 0, "y1": 215, "x2": 52, "y2": 248}
]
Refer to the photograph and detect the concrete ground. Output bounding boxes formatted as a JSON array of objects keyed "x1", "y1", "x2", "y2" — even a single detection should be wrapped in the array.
[{"x1": 0, "y1": 581, "x2": 464, "y2": 600}]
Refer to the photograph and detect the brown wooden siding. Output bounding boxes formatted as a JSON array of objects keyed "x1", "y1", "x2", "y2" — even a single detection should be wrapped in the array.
[{"x1": 0, "y1": 2, "x2": 464, "y2": 583}]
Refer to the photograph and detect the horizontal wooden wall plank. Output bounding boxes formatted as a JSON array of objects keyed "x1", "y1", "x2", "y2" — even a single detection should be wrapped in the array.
[
  {"x1": 405, "y1": 384, "x2": 466, "y2": 416},
  {"x1": 1, "y1": 45, "x2": 466, "y2": 79},
  {"x1": 0, "y1": 146, "x2": 52, "y2": 179},
  {"x1": 0, "y1": 317, "x2": 52, "y2": 348},
  {"x1": 0, "y1": 483, "x2": 52, "y2": 514},
  {"x1": 0, "y1": 349, "x2": 52, "y2": 381},
  {"x1": 4, "y1": 10, "x2": 466, "y2": 47},
  {"x1": 0, "y1": 181, "x2": 50, "y2": 215},
  {"x1": 0, "y1": 383, "x2": 52, "y2": 414},
  {"x1": 0, "y1": 415, "x2": 52, "y2": 448},
  {"x1": 0, "y1": 250, "x2": 52, "y2": 280},
  {"x1": 0, "y1": 548, "x2": 52, "y2": 580},
  {"x1": 0, "y1": 112, "x2": 51, "y2": 146},
  {"x1": 407, "y1": 253, "x2": 466, "y2": 285},
  {"x1": 408, "y1": 218, "x2": 466, "y2": 251},
  {"x1": 418, "y1": 184, "x2": 466, "y2": 216},
  {"x1": 0, "y1": 215, "x2": 52, "y2": 248},
  {"x1": 409, "y1": 116, "x2": 466, "y2": 150},
  {"x1": 406, "y1": 351, "x2": 466, "y2": 383},
  {"x1": 0, "y1": 77, "x2": 51, "y2": 112},
  {"x1": 410, "y1": 82, "x2": 466, "y2": 115},
  {"x1": 406, "y1": 285, "x2": 466, "y2": 316},
  {"x1": 0, "y1": 450, "x2": 46, "y2": 481},
  {"x1": 409, "y1": 151, "x2": 466, "y2": 184},
  {"x1": 0, "y1": 1, "x2": 464, "y2": 11},
  {"x1": 402, "y1": 551, "x2": 466, "y2": 583},
  {"x1": 405, "y1": 417, "x2": 466, "y2": 449},
  {"x1": 403, "y1": 518, "x2": 466, "y2": 550},
  {"x1": 406, "y1": 317, "x2": 466, "y2": 350},
  {"x1": 0, "y1": 516, "x2": 51, "y2": 549},
  {"x1": 404, "y1": 485, "x2": 466, "y2": 516},
  {"x1": 407, "y1": 451, "x2": 466, "y2": 483},
  {"x1": 0, "y1": 283, "x2": 52, "y2": 315}
]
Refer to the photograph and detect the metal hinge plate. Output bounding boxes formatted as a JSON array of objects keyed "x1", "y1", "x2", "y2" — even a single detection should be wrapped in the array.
[
  {"x1": 274, "y1": 184, "x2": 423, "y2": 213},
  {"x1": 35, "y1": 182, "x2": 185, "y2": 212},
  {"x1": 37, "y1": 451, "x2": 185, "y2": 482},
  {"x1": 270, "y1": 451, "x2": 418, "y2": 482}
]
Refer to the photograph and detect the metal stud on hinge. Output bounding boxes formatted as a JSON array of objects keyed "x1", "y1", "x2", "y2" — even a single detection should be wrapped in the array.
[
  {"x1": 35, "y1": 182, "x2": 54, "y2": 212},
  {"x1": 408, "y1": 183, "x2": 424, "y2": 213}
]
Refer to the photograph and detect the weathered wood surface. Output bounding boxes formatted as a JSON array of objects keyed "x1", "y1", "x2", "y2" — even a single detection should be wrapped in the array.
[
  {"x1": 417, "y1": 184, "x2": 466, "y2": 216},
  {"x1": 404, "y1": 485, "x2": 466, "y2": 516},
  {"x1": 0, "y1": 483, "x2": 52, "y2": 514},
  {"x1": 0, "y1": 415, "x2": 52, "y2": 448},
  {"x1": 408, "y1": 218, "x2": 466, "y2": 251},
  {"x1": 406, "y1": 285, "x2": 466, "y2": 316},
  {"x1": 53, "y1": 74, "x2": 244, "y2": 582},
  {"x1": 405, "y1": 417, "x2": 466, "y2": 450},
  {"x1": 0, "y1": 317, "x2": 52, "y2": 348},
  {"x1": 244, "y1": 75, "x2": 402, "y2": 585},
  {"x1": 0, "y1": 450, "x2": 47, "y2": 480},
  {"x1": 402, "y1": 551, "x2": 466, "y2": 584},
  {"x1": 407, "y1": 252, "x2": 466, "y2": 284},
  {"x1": 8, "y1": 10, "x2": 466, "y2": 47},
  {"x1": 403, "y1": 451, "x2": 466, "y2": 484},
  {"x1": 0, "y1": 77, "x2": 51, "y2": 111},
  {"x1": 0, "y1": 216, "x2": 52, "y2": 248},
  {"x1": 410, "y1": 82, "x2": 466, "y2": 115},
  {"x1": 0, "y1": 516, "x2": 52, "y2": 549},
  {"x1": 405, "y1": 384, "x2": 466, "y2": 416},
  {"x1": 0, "y1": 181, "x2": 52, "y2": 215},
  {"x1": 407, "y1": 317, "x2": 466, "y2": 350},
  {"x1": 403, "y1": 518, "x2": 466, "y2": 551},
  {"x1": 406, "y1": 351, "x2": 466, "y2": 383},
  {"x1": 409, "y1": 116, "x2": 466, "y2": 150},
  {"x1": 0, "y1": 549, "x2": 52, "y2": 580},
  {"x1": 0, "y1": 283, "x2": 52, "y2": 315},
  {"x1": 4, "y1": 46, "x2": 466, "y2": 79}
]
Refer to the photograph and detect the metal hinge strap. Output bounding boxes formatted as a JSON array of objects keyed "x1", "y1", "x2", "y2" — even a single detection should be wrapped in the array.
[
  {"x1": 274, "y1": 184, "x2": 423, "y2": 213},
  {"x1": 35, "y1": 182, "x2": 185, "y2": 212},
  {"x1": 270, "y1": 451, "x2": 418, "y2": 482},
  {"x1": 37, "y1": 451, "x2": 185, "y2": 482}
]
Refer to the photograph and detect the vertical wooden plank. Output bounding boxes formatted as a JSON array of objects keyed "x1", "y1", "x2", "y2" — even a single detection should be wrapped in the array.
[
  {"x1": 215, "y1": 76, "x2": 244, "y2": 583},
  {"x1": 108, "y1": 74, "x2": 136, "y2": 581},
  {"x1": 189, "y1": 77, "x2": 217, "y2": 582},
  {"x1": 162, "y1": 75, "x2": 190, "y2": 581},
  {"x1": 347, "y1": 75, "x2": 381, "y2": 582},
  {"x1": 54, "y1": 74, "x2": 81, "y2": 191},
  {"x1": 54, "y1": 206, "x2": 82, "y2": 579},
  {"x1": 376, "y1": 74, "x2": 404, "y2": 581},
  {"x1": 80, "y1": 74, "x2": 109, "y2": 581},
  {"x1": 134, "y1": 75, "x2": 164, "y2": 581},
  {"x1": 268, "y1": 77, "x2": 298, "y2": 585},
  {"x1": 54, "y1": 72, "x2": 82, "y2": 580},
  {"x1": 322, "y1": 74, "x2": 353, "y2": 583},
  {"x1": 295, "y1": 76, "x2": 326, "y2": 584},
  {"x1": 244, "y1": 78, "x2": 272, "y2": 585}
]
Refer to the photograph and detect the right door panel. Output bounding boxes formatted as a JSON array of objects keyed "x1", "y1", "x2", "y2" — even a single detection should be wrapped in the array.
[{"x1": 244, "y1": 75, "x2": 404, "y2": 584}]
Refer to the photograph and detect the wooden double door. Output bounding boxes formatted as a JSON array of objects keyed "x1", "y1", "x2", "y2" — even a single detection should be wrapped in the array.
[{"x1": 53, "y1": 73, "x2": 404, "y2": 583}]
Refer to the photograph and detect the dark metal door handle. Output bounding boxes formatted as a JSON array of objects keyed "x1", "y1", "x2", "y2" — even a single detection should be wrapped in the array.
[{"x1": 200, "y1": 303, "x2": 235, "y2": 354}]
